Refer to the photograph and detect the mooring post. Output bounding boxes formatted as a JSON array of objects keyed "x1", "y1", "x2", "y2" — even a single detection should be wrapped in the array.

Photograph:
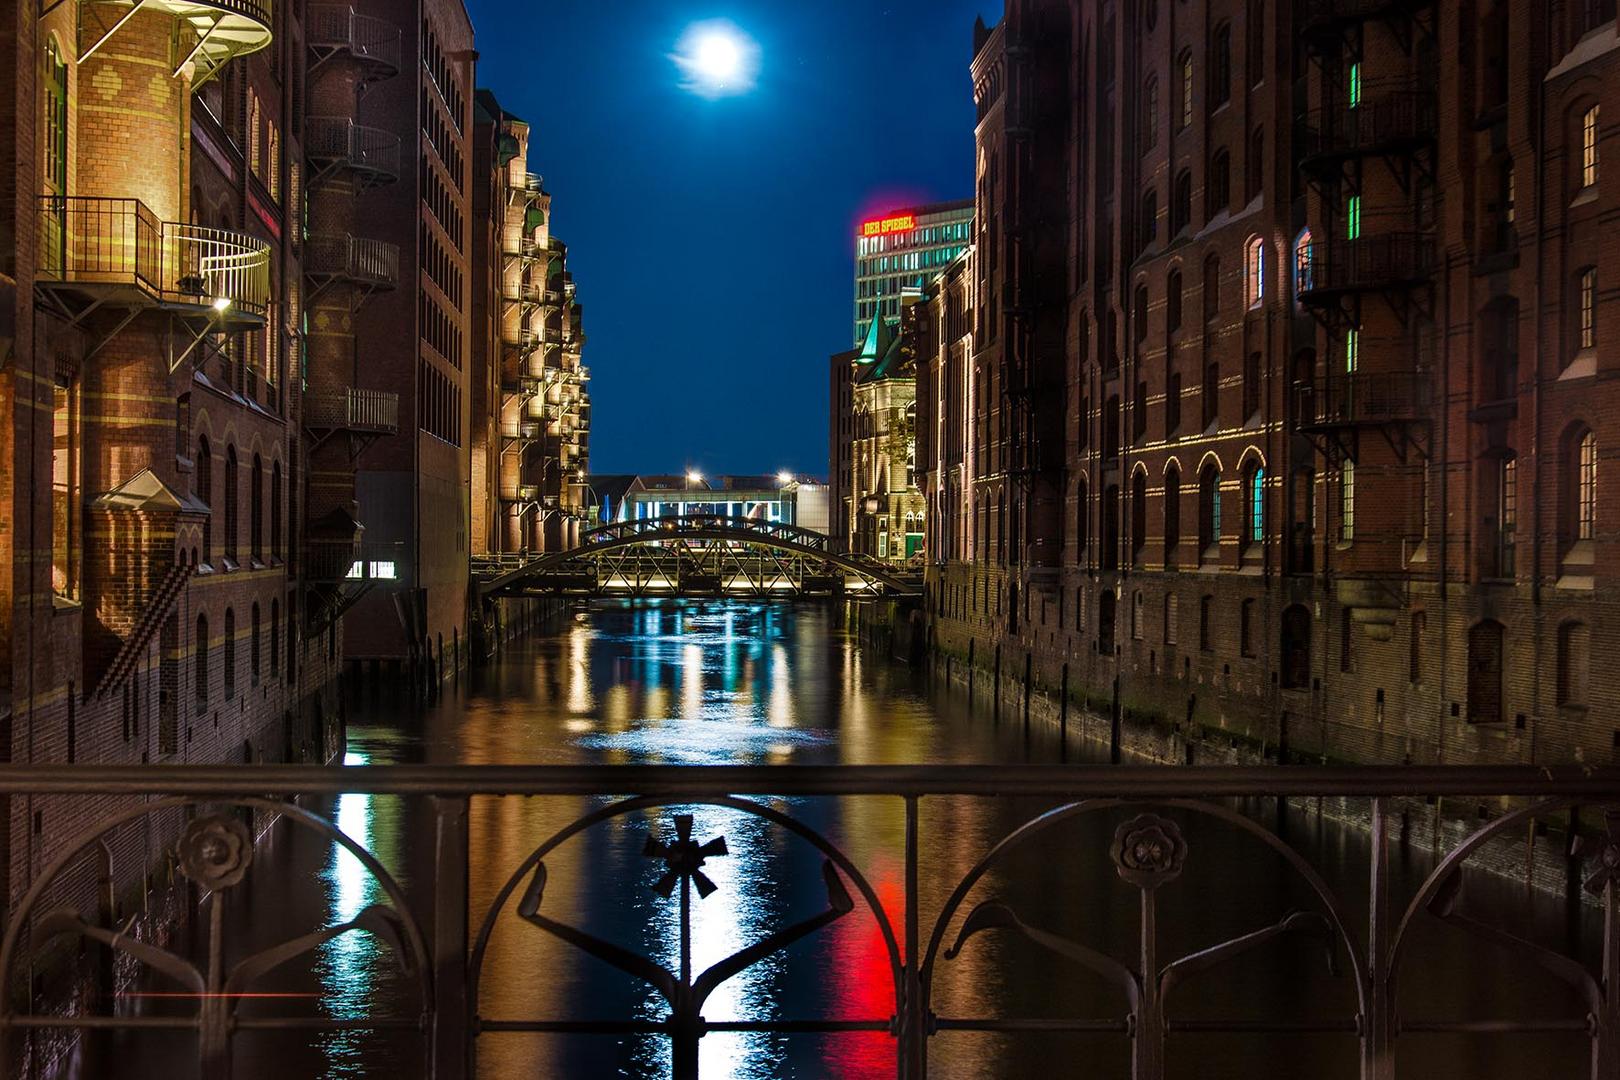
[{"x1": 1109, "y1": 676, "x2": 1122, "y2": 764}]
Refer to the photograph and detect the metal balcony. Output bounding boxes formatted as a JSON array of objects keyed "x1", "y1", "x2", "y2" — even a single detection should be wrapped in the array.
[
  {"x1": 304, "y1": 387, "x2": 400, "y2": 435},
  {"x1": 36, "y1": 195, "x2": 269, "y2": 324},
  {"x1": 501, "y1": 375, "x2": 541, "y2": 400},
  {"x1": 305, "y1": 117, "x2": 402, "y2": 189},
  {"x1": 306, "y1": 233, "x2": 399, "y2": 292},
  {"x1": 307, "y1": 4, "x2": 401, "y2": 76},
  {"x1": 502, "y1": 421, "x2": 541, "y2": 442},
  {"x1": 1295, "y1": 233, "x2": 1436, "y2": 305},
  {"x1": 1299, "y1": 0, "x2": 1434, "y2": 38},
  {"x1": 1299, "y1": 92, "x2": 1437, "y2": 172},
  {"x1": 82, "y1": 0, "x2": 272, "y2": 87},
  {"x1": 1296, "y1": 371, "x2": 1432, "y2": 429},
  {"x1": 504, "y1": 329, "x2": 539, "y2": 356}
]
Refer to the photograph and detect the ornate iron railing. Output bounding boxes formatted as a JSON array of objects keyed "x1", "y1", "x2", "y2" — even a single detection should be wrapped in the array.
[
  {"x1": 36, "y1": 196, "x2": 270, "y2": 316},
  {"x1": 1, "y1": 766, "x2": 1617, "y2": 1078}
]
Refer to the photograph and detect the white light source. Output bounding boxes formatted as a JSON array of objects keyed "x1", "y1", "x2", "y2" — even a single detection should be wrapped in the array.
[
  {"x1": 776, "y1": 471, "x2": 793, "y2": 486},
  {"x1": 211, "y1": 297, "x2": 231, "y2": 312},
  {"x1": 673, "y1": 20, "x2": 759, "y2": 99},
  {"x1": 686, "y1": 471, "x2": 704, "y2": 485}
]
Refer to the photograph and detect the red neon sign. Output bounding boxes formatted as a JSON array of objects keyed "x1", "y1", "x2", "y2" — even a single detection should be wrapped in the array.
[{"x1": 859, "y1": 214, "x2": 917, "y2": 238}]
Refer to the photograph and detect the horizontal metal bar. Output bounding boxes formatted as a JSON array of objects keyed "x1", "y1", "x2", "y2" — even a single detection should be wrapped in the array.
[
  {"x1": 932, "y1": 1018, "x2": 1131, "y2": 1033},
  {"x1": 704, "y1": 1020, "x2": 894, "y2": 1033},
  {"x1": 234, "y1": 1017, "x2": 425, "y2": 1031},
  {"x1": 1165, "y1": 1019, "x2": 1360, "y2": 1034},
  {"x1": 1399, "y1": 1019, "x2": 1593, "y2": 1034},
  {"x1": 477, "y1": 1018, "x2": 893, "y2": 1035},
  {"x1": 0, "y1": 764, "x2": 1617, "y2": 798},
  {"x1": 2, "y1": 1016, "x2": 197, "y2": 1030}
]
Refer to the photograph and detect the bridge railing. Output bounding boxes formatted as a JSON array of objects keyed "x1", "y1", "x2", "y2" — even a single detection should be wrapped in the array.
[{"x1": 1, "y1": 763, "x2": 1614, "y2": 1079}]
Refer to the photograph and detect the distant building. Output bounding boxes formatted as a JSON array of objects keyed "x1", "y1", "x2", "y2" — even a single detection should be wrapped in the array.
[
  {"x1": 853, "y1": 200, "x2": 973, "y2": 345},
  {"x1": 831, "y1": 306, "x2": 927, "y2": 564},
  {"x1": 589, "y1": 475, "x2": 829, "y2": 534}
]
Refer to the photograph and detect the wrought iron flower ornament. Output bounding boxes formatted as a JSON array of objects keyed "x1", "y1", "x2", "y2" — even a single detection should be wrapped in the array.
[
  {"x1": 1574, "y1": 810, "x2": 1620, "y2": 896},
  {"x1": 644, "y1": 814, "x2": 729, "y2": 898},
  {"x1": 177, "y1": 813, "x2": 254, "y2": 890},
  {"x1": 1111, "y1": 812, "x2": 1188, "y2": 889}
]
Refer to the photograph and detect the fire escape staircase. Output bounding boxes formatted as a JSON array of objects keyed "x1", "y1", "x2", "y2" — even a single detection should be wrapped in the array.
[{"x1": 91, "y1": 560, "x2": 195, "y2": 701}]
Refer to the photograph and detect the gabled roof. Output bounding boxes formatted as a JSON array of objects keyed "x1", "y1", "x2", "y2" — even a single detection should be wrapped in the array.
[
  {"x1": 93, "y1": 468, "x2": 209, "y2": 515},
  {"x1": 855, "y1": 312, "x2": 893, "y2": 365},
  {"x1": 855, "y1": 319, "x2": 911, "y2": 385}
]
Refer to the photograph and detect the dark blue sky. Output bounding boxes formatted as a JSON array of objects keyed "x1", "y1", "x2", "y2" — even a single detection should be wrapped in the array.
[{"x1": 465, "y1": 0, "x2": 999, "y2": 479}]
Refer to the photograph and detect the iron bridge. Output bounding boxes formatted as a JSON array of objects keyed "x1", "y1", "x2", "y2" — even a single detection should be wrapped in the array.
[
  {"x1": 473, "y1": 513, "x2": 919, "y2": 598},
  {"x1": 2, "y1": 764, "x2": 1618, "y2": 1078}
]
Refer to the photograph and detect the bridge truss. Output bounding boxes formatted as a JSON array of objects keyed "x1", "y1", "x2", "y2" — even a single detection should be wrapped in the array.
[{"x1": 474, "y1": 514, "x2": 918, "y2": 599}]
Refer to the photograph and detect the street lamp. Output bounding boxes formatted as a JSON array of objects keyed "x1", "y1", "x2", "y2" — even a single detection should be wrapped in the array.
[
  {"x1": 686, "y1": 470, "x2": 703, "y2": 487},
  {"x1": 776, "y1": 470, "x2": 794, "y2": 487}
]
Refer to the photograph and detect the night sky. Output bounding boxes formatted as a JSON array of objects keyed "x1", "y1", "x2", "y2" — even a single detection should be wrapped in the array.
[{"x1": 464, "y1": 0, "x2": 999, "y2": 479}]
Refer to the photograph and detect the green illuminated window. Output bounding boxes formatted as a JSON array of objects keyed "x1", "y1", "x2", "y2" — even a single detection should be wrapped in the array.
[
  {"x1": 1346, "y1": 329, "x2": 1359, "y2": 373},
  {"x1": 1347, "y1": 195, "x2": 1361, "y2": 239},
  {"x1": 1349, "y1": 63, "x2": 1361, "y2": 108}
]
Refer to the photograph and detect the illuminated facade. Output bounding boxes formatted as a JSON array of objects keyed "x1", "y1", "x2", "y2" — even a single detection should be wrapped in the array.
[
  {"x1": 919, "y1": 1, "x2": 1620, "y2": 769},
  {"x1": 853, "y1": 200, "x2": 973, "y2": 345},
  {"x1": 471, "y1": 92, "x2": 593, "y2": 559}
]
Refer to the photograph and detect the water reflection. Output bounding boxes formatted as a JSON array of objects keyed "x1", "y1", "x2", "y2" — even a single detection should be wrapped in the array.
[{"x1": 83, "y1": 598, "x2": 1602, "y2": 1079}]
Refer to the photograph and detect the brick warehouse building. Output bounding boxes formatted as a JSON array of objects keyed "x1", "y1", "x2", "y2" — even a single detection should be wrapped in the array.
[{"x1": 920, "y1": 0, "x2": 1619, "y2": 767}]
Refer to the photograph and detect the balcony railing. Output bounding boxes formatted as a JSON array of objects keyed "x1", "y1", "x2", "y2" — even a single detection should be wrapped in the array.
[
  {"x1": 1295, "y1": 371, "x2": 1433, "y2": 429},
  {"x1": 36, "y1": 196, "x2": 270, "y2": 318},
  {"x1": 502, "y1": 421, "x2": 540, "y2": 441},
  {"x1": 304, "y1": 387, "x2": 400, "y2": 434},
  {"x1": 1299, "y1": 0, "x2": 1430, "y2": 33},
  {"x1": 1295, "y1": 233, "x2": 1436, "y2": 301},
  {"x1": 306, "y1": 4, "x2": 402, "y2": 72},
  {"x1": 2, "y1": 764, "x2": 1613, "y2": 1078},
  {"x1": 504, "y1": 329, "x2": 539, "y2": 356},
  {"x1": 1300, "y1": 92, "x2": 1437, "y2": 164},
  {"x1": 306, "y1": 233, "x2": 400, "y2": 290},
  {"x1": 305, "y1": 117, "x2": 402, "y2": 184}
]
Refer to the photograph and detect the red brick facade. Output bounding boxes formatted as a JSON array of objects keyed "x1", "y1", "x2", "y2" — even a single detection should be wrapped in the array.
[{"x1": 921, "y1": 1, "x2": 1620, "y2": 767}]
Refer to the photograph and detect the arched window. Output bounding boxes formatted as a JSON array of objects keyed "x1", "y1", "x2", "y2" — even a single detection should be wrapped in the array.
[
  {"x1": 250, "y1": 453, "x2": 263, "y2": 561},
  {"x1": 223, "y1": 607, "x2": 236, "y2": 701},
  {"x1": 1244, "y1": 236, "x2": 1265, "y2": 308},
  {"x1": 224, "y1": 445, "x2": 239, "y2": 563},
  {"x1": 1339, "y1": 460, "x2": 1356, "y2": 542},
  {"x1": 1280, "y1": 605, "x2": 1311, "y2": 689},
  {"x1": 1104, "y1": 394, "x2": 1121, "y2": 459},
  {"x1": 1132, "y1": 590, "x2": 1146, "y2": 640},
  {"x1": 1166, "y1": 268, "x2": 1184, "y2": 331},
  {"x1": 1169, "y1": 172, "x2": 1191, "y2": 239},
  {"x1": 1134, "y1": 281, "x2": 1150, "y2": 341},
  {"x1": 1574, "y1": 428, "x2": 1598, "y2": 543},
  {"x1": 251, "y1": 602, "x2": 261, "y2": 685},
  {"x1": 1102, "y1": 484, "x2": 1121, "y2": 571},
  {"x1": 1178, "y1": 51, "x2": 1195, "y2": 130},
  {"x1": 1131, "y1": 468, "x2": 1148, "y2": 559},
  {"x1": 1199, "y1": 595, "x2": 1214, "y2": 650},
  {"x1": 1582, "y1": 103, "x2": 1600, "y2": 189},
  {"x1": 1203, "y1": 254, "x2": 1221, "y2": 322},
  {"x1": 1577, "y1": 267, "x2": 1597, "y2": 352},
  {"x1": 271, "y1": 461, "x2": 282, "y2": 559},
  {"x1": 1142, "y1": 76, "x2": 1159, "y2": 149},
  {"x1": 1075, "y1": 478, "x2": 1089, "y2": 558},
  {"x1": 1207, "y1": 149, "x2": 1231, "y2": 218},
  {"x1": 1245, "y1": 462, "x2": 1265, "y2": 547},
  {"x1": 1467, "y1": 620, "x2": 1505, "y2": 724},
  {"x1": 1558, "y1": 621, "x2": 1591, "y2": 707},
  {"x1": 1294, "y1": 228, "x2": 1314, "y2": 299},
  {"x1": 1198, "y1": 463, "x2": 1222, "y2": 558},
  {"x1": 269, "y1": 598, "x2": 280, "y2": 677},
  {"x1": 1210, "y1": 22, "x2": 1232, "y2": 107},
  {"x1": 195, "y1": 613, "x2": 209, "y2": 709},
  {"x1": 1163, "y1": 595, "x2": 1179, "y2": 645},
  {"x1": 197, "y1": 437, "x2": 213, "y2": 564},
  {"x1": 1164, "y1": 464, "x2": 1182, "y2": 564}
]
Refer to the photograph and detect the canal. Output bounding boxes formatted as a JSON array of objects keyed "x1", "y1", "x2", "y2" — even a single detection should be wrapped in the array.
[{"x1": 83, "y1": 598, "x2": 1595, "y2": 1078}]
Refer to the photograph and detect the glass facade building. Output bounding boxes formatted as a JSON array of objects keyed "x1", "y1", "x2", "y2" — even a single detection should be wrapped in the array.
[{"x1": 853, "y1": 200, "x2": 973, "y2": 345}]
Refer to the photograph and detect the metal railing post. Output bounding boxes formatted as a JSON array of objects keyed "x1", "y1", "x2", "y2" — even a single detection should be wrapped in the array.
[
  {"x1": 1363, "y1": 797, "x2": 1394, "y2": 1080},
  {"x1": 901, "y1": 794, "x2": 925, "y2": 1079},
  {"x1": 431, "y1": 795, "x2": 470, "y2": 1079}
]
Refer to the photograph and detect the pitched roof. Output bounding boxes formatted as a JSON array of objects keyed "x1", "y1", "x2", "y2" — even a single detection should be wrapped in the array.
[{"x1": 93, "y1": 468, "x2": 209, "y2": 515}]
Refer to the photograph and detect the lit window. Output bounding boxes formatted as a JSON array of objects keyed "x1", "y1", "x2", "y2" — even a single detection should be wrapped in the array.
[
  {"x1": 1340, "y1": 461, "x2": 1355, "y2": 541},
  {"x1": 1348, "y1": 62, "x2": 1361, "y2": 108},
  {"x1": 51, "y1": 377, "x2": 79, "y2": 599},
  {"x1": 1294, "y1": 228, "x2": 1313, "y2": 297},
  {"x1": 1579, "y1": 268, "x2": 1597, "y2": 350},
  {"x1": 1245, "y1": 236, "x2": 1264, "y2": 307},
  {"x1": 1345, "y1": 328, "x2": 1359, "y2": 373},
  {"x1": 1579, "y1": 431, "x2": 1597, "y2": 541},
  {"x1": 1249, "y1": 466, "x2": 1265, "y2": 543},
  {"x1": 1583, "y1": 104, "x2": 1600, "y2": 188},
  {"x1": 1179, "y1": 52, "x2": 1194, "y2": 130},
  {"x1": 1347, "y1": 195, "x2": 1361, "y2": 240}
]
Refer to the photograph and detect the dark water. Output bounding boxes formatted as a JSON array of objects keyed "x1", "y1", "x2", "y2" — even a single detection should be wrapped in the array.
[{"x1": 80, "y1": 599, "x2": 1597, "y2": 1078}]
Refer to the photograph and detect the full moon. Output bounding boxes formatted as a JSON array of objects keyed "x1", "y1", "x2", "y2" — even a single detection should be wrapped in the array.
[{"x1": 673, "y1": 20, "x2": 758, "y2": 98}]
